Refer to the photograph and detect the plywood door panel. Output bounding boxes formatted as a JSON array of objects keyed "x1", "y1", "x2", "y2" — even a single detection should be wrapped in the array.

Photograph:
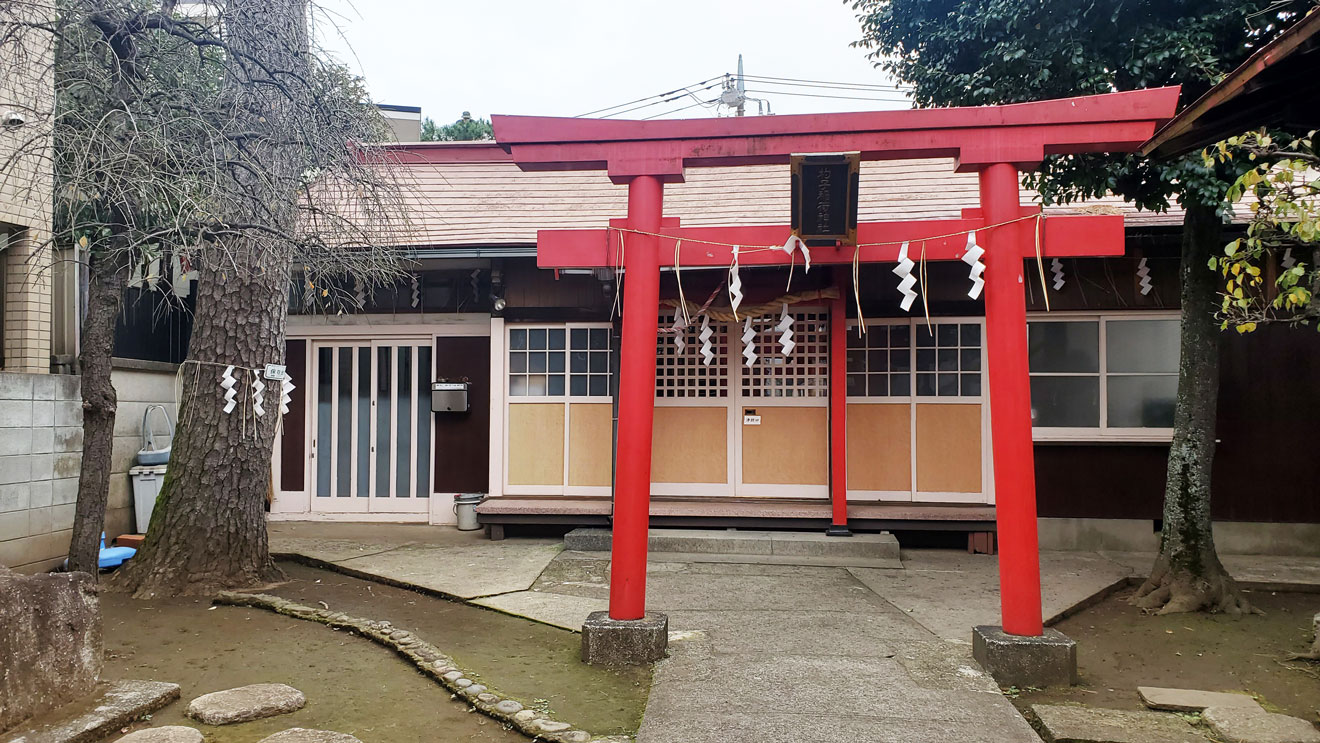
[
  {"x1": 568, "y1": 403, "x2": 613, "y2": 487},
  {"x1": 915, "y1": 403, "x2": 982, "y2": 493},
  {"x1": 651, "y1": 407, "x2": 728, "y2": 483},
  {"x1": 433, "y1": 336, "x2": 490, "y2": 493},
  {"x1": 507, "y1": 403, "x2": 565, "y2": 486},
  {"x1": 741, "y1": 407, "x2": 828, "y2": 485},
  {"x1": 846, "y1": 403, "x2": 911, "y2": 492}
]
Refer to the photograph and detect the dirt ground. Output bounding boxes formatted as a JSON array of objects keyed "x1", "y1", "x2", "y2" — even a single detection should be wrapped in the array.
[
  {"x1": 1017, "y1": 588, "x2": 1320, "y2": 721},
  {"x1": 97, "y1": 560, "x2": 650, "y2": 742},
  {"x1": 102, "y1": 592, "x2": 521, "y2": 742}
]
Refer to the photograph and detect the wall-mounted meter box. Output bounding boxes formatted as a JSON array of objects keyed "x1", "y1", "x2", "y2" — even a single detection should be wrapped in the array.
[{"x1": 431, "y1": 382, "x2": 469, "y2": 413}]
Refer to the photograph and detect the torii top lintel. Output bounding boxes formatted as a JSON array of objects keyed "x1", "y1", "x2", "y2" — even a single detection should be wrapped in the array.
[{"x1": 491, "y1": 87, "x2": 1181, "y2": 182}]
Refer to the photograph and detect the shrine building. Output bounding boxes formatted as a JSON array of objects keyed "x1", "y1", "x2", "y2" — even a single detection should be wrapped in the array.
[{"x1": 269, "y1": 90, "x2": 1320, "y2": 634}]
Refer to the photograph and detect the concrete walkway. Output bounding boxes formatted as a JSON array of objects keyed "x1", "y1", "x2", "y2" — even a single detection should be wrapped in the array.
[{"x1": 266, "y1": 523, "x2": 1320, "y2": 743}]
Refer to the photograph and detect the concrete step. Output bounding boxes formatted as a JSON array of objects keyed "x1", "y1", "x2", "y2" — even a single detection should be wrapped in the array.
[{"x1": 564, "y1": 527, "x2": 901, "y2": 560}]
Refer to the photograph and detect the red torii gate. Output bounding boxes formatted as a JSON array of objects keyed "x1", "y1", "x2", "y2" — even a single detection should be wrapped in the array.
[{"x1": 491, "y1": 88, "x2": 1179, "y2": 649}]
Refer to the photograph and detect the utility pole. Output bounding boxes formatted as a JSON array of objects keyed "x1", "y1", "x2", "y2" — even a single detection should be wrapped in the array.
[{"x1": 735, "y1": 54, "x2": 745, "y2": 117}]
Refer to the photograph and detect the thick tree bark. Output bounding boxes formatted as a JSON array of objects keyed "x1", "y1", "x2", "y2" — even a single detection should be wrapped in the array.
[
  {"x1": 66, "y1": 249, "x2": 130, "y2": 575},
  {"x1": 1130, "y1": 199, "x2": 1254, "y2": 615},
  {"x1": 108, "y1": 244, "x2": 290, "y2": 597},
  {"x1": 109, "y1": 0, "x2": 306, "y2": 597}
]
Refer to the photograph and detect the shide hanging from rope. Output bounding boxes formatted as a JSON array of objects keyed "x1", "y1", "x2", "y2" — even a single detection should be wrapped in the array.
[{"x1": 492, "y1": 87, "x2": 1180, "y2": 674}]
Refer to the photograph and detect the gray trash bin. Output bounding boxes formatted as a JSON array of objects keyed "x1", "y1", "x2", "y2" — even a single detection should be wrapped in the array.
[
  {"x1": 454, "y1": 493, "x2": 485, "y2": 531},
  {"x1": 129, "y1": 465, "x2": 168, "y2": 533}
]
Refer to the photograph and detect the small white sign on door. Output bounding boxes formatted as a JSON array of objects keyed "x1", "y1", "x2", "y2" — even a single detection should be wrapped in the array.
[{"x1": 743, "y1": 414, "x2": 762, "y2": 426}]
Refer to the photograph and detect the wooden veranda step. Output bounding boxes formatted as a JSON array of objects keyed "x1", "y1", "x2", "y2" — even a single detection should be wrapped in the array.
[{"x1": 475, "y1": 496, "x2": 996, "y2": 531}]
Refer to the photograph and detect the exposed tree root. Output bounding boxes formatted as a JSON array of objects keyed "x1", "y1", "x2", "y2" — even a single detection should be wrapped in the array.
[
  {"x1": 108, "y1": 560, "x2": 284, "y2": 600},
  {"x1": 1129, "y1": 553, "x2": 1260, "y2": 616}
]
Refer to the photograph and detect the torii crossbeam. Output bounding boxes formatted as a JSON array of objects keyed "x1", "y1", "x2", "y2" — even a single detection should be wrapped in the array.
[
  {"x1": 536, "y1": 209, "x2": 1124, "y2": 269},
  {"x1": 492, "y1": 87, "x2": 1180, "y2": 666}
]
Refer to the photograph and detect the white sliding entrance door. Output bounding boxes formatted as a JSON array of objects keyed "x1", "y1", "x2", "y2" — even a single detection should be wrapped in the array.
[{"x1": 310, "y1": 339, "x2": 433, "y2": 514}]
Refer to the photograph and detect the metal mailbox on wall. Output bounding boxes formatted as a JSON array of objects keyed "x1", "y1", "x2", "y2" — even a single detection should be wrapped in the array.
[{"x1": 431, "y1": 381, "x2": 469, "y2": 413}]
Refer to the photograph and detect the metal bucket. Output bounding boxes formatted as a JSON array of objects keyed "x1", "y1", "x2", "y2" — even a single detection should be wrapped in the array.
[{"x1": 453, "y1": 493, "x2": 485, "y2": 531}]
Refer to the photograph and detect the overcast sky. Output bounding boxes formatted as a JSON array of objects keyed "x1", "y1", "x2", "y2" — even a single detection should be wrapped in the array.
[{"x1": 316, "y1": 0, "x2": 911, "y2": 124}]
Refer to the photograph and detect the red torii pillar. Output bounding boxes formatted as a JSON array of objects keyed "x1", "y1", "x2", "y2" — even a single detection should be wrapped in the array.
[
  {"x1": 979, "y1": 164, "x2": 1043, "y2": 636},
  {"x1": 611, "y1": 175, "x2": 664, "y2": 620}
]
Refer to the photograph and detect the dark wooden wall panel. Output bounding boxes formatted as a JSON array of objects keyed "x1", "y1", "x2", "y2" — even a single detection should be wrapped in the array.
[
  {"x1": 1036, "y1": 324, "x2": 1320, "y2": 523},
  {"x1": 433, "y1": 336, "x2": 491, "y2": 493},
  {"x1": 280, "y1": 339, "x2": 307, "y2": 491}
]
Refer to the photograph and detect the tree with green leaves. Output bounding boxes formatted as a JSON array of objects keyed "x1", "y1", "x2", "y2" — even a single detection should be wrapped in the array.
[
  {"x1": 852, "y1": 0, "x2": 1308, "y2": 614},
  {"x1": 421, "y1": 110, "x2": 493, "y2": 141},
  {"x1": 1207, "y1": 129, "x2": 1319, "y2": 331}
]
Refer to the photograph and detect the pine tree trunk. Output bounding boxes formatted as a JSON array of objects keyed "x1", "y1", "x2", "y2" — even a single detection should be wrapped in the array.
[
  {"x1": 109, "y1": 245, "x2": 290, "y2": 597},
  {"x1": 1130, "y1": 199, "x2": 1253, "y2": 615},
  {"x1": 108, "y1": 0, "x2": 306, "y2": 597},
  {"x1": 66, "y1": 250, "x2": 130, "y2": 575}
]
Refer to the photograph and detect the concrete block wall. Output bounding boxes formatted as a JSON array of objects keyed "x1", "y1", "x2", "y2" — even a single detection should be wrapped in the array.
[
  {"x1": 0, "y1": 371, "x2": 81, "y2": 572},
  {"x1": 0, "y1": 363, "x2": 175, "y2": 571}
]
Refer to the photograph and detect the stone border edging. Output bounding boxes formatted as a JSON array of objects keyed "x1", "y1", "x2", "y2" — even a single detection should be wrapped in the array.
[{"x1": 213, "y1": 592, "x2": 626, "y2": 743}]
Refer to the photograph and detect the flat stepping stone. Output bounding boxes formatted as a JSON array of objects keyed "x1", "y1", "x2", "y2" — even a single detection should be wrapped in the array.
[
  {"x1": 1203, "y1": 706, "x2": 1320, "y2": 743},
  {"x1": 257, "y1": 729, "x2": 363, "y2": 743},
  {"x1": 1032, "y1": 704, "x2": 1208, "y2": 743},
  {"x1": 5, "y1": 680, "x2": 181, "y2": 743},
  {"x1": 186, "y1": 683, "x2": 306, "y2": 725},
  {"x1": 117, "y1": 727, "x2": 204, "y2": 743},
  {"x1": 1139, "y1": 687, "x2": 1263, "y2": 713}
]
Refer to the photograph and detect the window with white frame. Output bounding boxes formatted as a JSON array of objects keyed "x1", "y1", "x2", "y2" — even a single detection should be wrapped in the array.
[
  {"x1": 847, "y1": 319, "x2": 983, "y2": 398},
  {"x1": 1027, "y1": 314, "x2": 1179, "y2": 437},
  {"x1": 656, "y1": 313, "x2": 730, "y2": 398},
  {"x1": 508, "y1": 325, "x2": 611, "y2": 397}
]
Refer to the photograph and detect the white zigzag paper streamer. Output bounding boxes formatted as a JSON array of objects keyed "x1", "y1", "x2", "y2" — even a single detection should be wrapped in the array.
[
  {"x1": 671, "y1": 307, "x2": 687, "y2": 353},
  {"x1": 280, "y1": 377, "x2": 295, "y2": 416},
  {"x1": 1137, "y1": 257, "x2": 1153, "y2": 296},
  {"x1": 728, "y1": 245, "x2": 744, "y2": 318},
  {"x1": 354, "y1": 277, "x2": 366, "y2": 309},
  {"x1": 781, "y1": 235, "x2": 812, "y2": 274},
  {"x1": 893, "y1": 241, "x2": 917, "y2": 312},
  {"x1": 741, "y1": 317, "x2": 758, "y2": 368},
  {"x1": 776, "y1": 303, "x2": 795, "y2": 358},
  {"x1": 961, "y1": 232, "x2": 986, "y2": 300},
  {"x1": 221, "y1": 365, "x2": 238, "y2": 414},
  {"x1": 251, "y1": 369, "x2": 266, "y2": 417},
  {"x1": 410, "y1": 274, "x2": 421, "y2": 308},
  {"x1": 1051, "y1": 258, "x2": 1066, "y2": 291},
  {"x1": 699, "y1": 315, "x2": 715, "y2": 366},
  {"x1": 1282, "y1": 248, "x2": 1296, "y2": 270}
]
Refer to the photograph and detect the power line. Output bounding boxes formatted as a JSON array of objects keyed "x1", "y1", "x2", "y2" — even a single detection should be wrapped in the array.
[
  {"x1": 641, "y1": 98, "x2": 717, "y2": 120},
  {"x1": 739, "y1": 75, "x2": 913, "y2": 93},
  {"x1": 599, "y1": 81, "x2": 723, "y2": 119},
  {"x1": 576, "y1": 77, "x2": 722, "y2": 118},
  {"x1": 743, "y1": 88, "x2": 912, "y2": 103}
]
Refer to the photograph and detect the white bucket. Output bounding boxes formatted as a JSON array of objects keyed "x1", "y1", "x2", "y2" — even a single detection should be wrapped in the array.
[{"x1": 453, "y1": 493, "x2": 484, "y2": 531}]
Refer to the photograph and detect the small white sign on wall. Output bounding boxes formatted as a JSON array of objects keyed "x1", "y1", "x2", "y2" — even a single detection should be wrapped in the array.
[{"x1": 743, "y1": 414, "x2": 762, "y2": 426}]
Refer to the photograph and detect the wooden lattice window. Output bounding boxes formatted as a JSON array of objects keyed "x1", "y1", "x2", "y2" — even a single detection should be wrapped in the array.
[
  {"x1": 739, "y1": 310, "x2": 829, "y2": 399},
  {"x1": 655, "y1": 313, "x2": 730, "y2": 398},
  {"x1": 509, "y1": 325, "x2": 611, "y2": 397}
]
